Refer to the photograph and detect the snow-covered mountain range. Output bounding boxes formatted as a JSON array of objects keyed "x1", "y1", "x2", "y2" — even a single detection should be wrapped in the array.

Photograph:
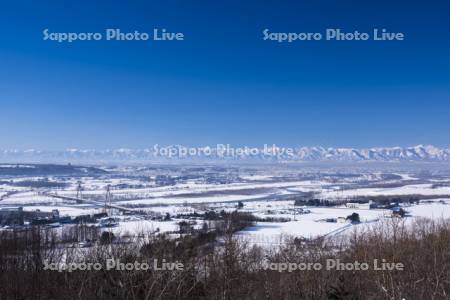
[{"x1": 1, "y1": 145, "x2": 450, "y2": 163}]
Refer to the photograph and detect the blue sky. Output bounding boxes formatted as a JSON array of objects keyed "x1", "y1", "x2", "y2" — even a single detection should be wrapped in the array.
[{"x1": 0, "y1": 0, "x2": 449, "y2": 149}]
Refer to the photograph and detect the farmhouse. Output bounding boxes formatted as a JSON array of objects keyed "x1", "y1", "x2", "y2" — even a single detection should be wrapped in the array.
[{"x1": 345, "y1": 200, "x2": 374, "y2": 209}]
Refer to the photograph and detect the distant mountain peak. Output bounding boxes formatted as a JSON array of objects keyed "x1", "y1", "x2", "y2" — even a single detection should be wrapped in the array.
[{"x1": 1, "y1": 145, "x2": 449, "y2": 163}]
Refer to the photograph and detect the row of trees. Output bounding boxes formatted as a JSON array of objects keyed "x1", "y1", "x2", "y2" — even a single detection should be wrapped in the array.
[{"x1": 0, "y1": 217, "x2": 449, "y2": 299}]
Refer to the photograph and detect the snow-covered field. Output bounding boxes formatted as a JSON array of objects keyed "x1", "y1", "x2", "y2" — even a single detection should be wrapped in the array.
[
  {"x1": 407, "y1": 201, "x2": 450, "y2": 219},
  {"x1": 1, "y1": 164, "x2": 450, "y2": 242},
  {"x1": 321, "y1": 184, "x2": 450, "y2": 199},
  {"x1": 108, "y1": 219, "x2": 180, "y2": 236},
  {"x1": 236, "y1": 206, "x2": 384, "y2": 245},
  {"x1": 237, "y1": 202, "x2": 450, "y2": 247},
  {"x1": 116, "y1": 194, "x2": 271, "y2": 206}
]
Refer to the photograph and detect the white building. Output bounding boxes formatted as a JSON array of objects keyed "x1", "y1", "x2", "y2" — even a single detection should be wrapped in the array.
[{"x1": 345, "y1": 200, "x2": 373, "y2": 209}]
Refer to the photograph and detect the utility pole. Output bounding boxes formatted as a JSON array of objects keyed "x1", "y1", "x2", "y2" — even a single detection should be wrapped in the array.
[
  {"x1": 293, "y1": 201, "x2": 297, "y2": 221},
  {"x1": 104, "y1": 185, "x2": 112, "y2": 215},
  {"x1": 76, "y1": 181, "x2": 83, "y2": 204}
]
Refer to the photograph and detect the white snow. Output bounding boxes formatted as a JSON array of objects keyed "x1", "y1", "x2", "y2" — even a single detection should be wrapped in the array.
[{"x1": 321, "y1": 184, "x2": 450, "y2": 199}]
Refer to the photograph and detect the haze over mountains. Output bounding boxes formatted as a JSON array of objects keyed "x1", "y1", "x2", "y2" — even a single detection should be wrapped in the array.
[{"x1": 1, "y1": 145, "x2": 450, "y2": 163}]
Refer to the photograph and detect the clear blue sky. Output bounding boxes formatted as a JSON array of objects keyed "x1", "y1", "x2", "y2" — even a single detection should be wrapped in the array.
[{"x1": 0, "y1": 0, "x2": 449, "y2": 149}]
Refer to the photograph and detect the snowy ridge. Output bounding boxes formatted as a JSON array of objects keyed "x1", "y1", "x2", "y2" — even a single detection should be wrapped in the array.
[{"x1": 1, "y1": 145, "x2": 450, "y2": 163}]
